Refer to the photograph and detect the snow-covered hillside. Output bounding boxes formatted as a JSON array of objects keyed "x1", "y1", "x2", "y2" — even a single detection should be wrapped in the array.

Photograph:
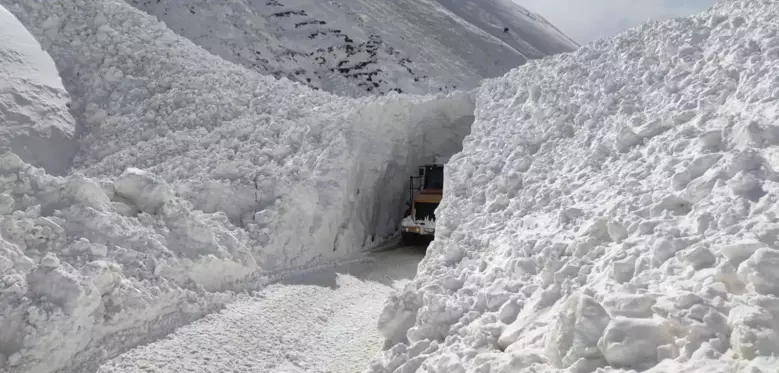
[
  {"x1": 124, "y1": 0, "x2": 576, "y2": 97},
  {"x1": 0, "y1": 0, "x2": 576, "y2": 371},
  {"x1": 372, "y1": 1, "x2": 779, "y2": 372}
]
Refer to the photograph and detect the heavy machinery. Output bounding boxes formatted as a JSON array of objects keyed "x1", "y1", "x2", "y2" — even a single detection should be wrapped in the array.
[{"x1": 400, "y1": 161, "x2": 445, "y2": 245}]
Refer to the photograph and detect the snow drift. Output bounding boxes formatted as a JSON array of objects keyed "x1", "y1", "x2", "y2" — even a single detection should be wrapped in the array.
[
  {"x1": 371, "y1": 1, "x2": 779, "y2": 372},
  {"x1": 0, "y1": 0, "x2": 572, "y2": 370},
  {"x1": 0, "y1": 5, "x2": 77, "y2": 175}
]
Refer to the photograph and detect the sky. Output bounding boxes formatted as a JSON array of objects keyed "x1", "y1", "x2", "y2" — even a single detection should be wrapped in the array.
[{"x1": 515, "y1": 0, "x2": 718, "y2": 44}]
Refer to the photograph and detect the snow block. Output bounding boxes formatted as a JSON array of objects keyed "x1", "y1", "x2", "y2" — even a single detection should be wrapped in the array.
[
  {"x1": 597, "y1": 318, "x2": 676, "y2": 370},
  {"x1": 601, "y1": 293, "x2": 657, "y2": 319},
  {"x1": 113, "y1": 168, "x2": 173, "y2": 215},
  {"x1": 728, "y1": 305, "x2": 779, "y2": 359},
  {"x1": 544, "y1": 292, "x2": 610, "y2": 369},
  {"x1": 736, "y1": 248, "x2": 779, "y2": 296}
]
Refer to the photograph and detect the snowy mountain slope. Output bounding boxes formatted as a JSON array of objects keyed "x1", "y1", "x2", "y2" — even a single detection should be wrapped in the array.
[
  {"x1": 432, "y1": 0, "x2": 577, "y2": 56},
  {"x1": 371, "y1": 1, "x2": 779, "y2": 373},
  {"x1": 0, "y1": 5, "x2": 77, "y2": 175},
  {"x1": 124, "y1": 0, "x2": 576, "y2": 97}
]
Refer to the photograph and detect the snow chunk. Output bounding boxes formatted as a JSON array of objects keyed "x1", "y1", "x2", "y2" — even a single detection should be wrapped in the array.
[
  {"x1": 113, "y1": 168, "x2": 173, "y2": 215},
  {"x1": 736, "y1": 248, "x2": 779, "y2": 296},
  {"x1": 544, "y1": 292, "x2": 610, "y2": 369},
  {"x1": 728, "y1": 305, "x2": 779, "y2": 359},
  {"x1": 598, "y1": 318, "x2": 677, "y2": 370},
  {"x1": 39, "y1": 253, "x2": 60, "y2": 269},
  {"x1": 377, "y1": 284, "x2": 423, "y2": 345},
  {"x1": 602, "y1": 293, "x2": 657, "y2": 319},
  {"x1": 719, "y1": 240, "x2": 764, "y2": 265},
  {"x1": 26, "y1": 265, "x2": 99, "y2": 315}
]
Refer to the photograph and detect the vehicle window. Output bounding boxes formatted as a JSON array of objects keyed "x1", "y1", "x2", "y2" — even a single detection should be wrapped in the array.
[{"x1": 424, "y1": 166, "x2": 444, "y2": 189}]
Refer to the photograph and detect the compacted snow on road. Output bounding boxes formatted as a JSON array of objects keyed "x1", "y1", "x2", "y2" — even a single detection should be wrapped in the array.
[{"x1": 97, "y1": 246, "x2": 425, "y2": 373}]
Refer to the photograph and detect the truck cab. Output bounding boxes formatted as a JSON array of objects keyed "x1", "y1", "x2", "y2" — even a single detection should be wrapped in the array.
[{"x1": 400, "y1": 163, "x2": 444, "y2": 244}]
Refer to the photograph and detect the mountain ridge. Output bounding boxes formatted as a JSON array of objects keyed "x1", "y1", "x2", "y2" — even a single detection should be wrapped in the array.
[{"x1": 126, "y1": 0, "x2": 577, "y2": 97}]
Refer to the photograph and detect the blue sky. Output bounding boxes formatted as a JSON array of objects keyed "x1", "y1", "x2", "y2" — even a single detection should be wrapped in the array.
[{"x1": 515, "y1": 0, "x2": 718, "y2": 44}]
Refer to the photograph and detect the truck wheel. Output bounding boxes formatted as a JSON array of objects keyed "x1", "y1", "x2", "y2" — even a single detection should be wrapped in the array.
[{"x1": 401, "y1": 232, "x2": 416, "y2": 246}]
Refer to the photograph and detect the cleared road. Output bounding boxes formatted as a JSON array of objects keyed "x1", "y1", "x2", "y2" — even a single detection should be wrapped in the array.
[{"x1": 96, "y1": 246, "x2": 425, "y2": 373}]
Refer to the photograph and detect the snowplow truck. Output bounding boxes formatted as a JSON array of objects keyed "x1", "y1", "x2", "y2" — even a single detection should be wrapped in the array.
[{"x1": 400, "y1": 163, "x2": 444, "y2": 244}]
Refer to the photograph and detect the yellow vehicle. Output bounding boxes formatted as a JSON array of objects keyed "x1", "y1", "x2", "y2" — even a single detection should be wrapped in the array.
[{"x1": 400, "y1": 162, "x2": 444, "y2": 244}]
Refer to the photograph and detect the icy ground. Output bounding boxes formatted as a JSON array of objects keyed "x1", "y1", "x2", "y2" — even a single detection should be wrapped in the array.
[
  {"x1": 371, "y1": 0, "x2": 779, "y2": 372},
  {"x1": 96, "y1": 246, "x2": 425, "y2": 373}
]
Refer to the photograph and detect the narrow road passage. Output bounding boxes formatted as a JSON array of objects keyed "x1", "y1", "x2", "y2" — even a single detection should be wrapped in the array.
[{"x1": 97, "y1": 246, "x2": 425, "y2": 373}]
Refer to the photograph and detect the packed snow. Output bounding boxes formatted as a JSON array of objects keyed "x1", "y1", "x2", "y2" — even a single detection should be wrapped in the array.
[
  {"x1": 371, "y1": 1, "x2": 779, "y2": 372},
  {"x1": 96, "y1": 246, "x2": 424, "y2": 373},
  {"x1": 0, "y1": 0, "x2": 573, "y2": 371},
  {"x1": 124, "y1": 0, "x2": 576, "y2": 97}
]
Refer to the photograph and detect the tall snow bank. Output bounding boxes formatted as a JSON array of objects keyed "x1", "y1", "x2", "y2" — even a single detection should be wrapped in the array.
[
  {"x1": 0, "y1": 1, "x2": 476, "y2": 371},
  {"x1": 0, "y1": 154, "x2": 237, "y2": 373},
  {"x1": 371, "y1": 1, "x2": 779, "y2": 372},
  {"x1": 1, "y1": 0, "x2": 474, "y2": 268},
  {"x1": 0, "y1": 5, "x2": 77, "y2": 175}
]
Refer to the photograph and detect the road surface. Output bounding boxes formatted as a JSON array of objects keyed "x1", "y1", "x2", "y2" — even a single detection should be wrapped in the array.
[{"x1": 96, "y1": 246, "x2": 425, "y2": 373}]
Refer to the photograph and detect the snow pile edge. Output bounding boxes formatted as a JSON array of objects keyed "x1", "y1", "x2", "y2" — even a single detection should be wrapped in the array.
[
  {"x1": 372, "y1": 1, "x2": 779, "y2": 372},
  {"x1": 0, "y1": 5, "x2": 77, "y2": 175}
]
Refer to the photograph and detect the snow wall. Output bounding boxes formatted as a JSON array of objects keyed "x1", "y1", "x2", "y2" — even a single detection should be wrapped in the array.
[
  {"x1": 0, "y1": 1, "x2": 475, "y2": 372},
  {"x1": 0, "y1": 5, "x2": 77, "y2": 175},
  {"x1": 371, "y1": 1, "x2": 779, "y2": 372}
]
